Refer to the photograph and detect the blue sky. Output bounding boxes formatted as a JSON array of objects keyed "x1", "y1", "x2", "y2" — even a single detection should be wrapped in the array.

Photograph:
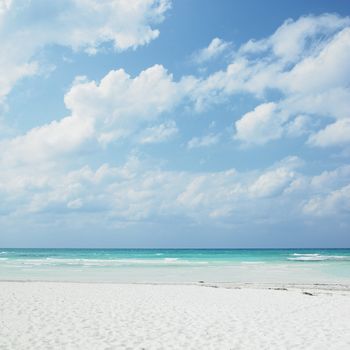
[{"x1": 0, "y1": 0, "x2": 350, "y2": 248}]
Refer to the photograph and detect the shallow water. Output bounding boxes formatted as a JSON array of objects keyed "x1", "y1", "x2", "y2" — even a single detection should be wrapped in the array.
[{"x1": 1, "y1": 248, "x2": 350, "y2": 284}]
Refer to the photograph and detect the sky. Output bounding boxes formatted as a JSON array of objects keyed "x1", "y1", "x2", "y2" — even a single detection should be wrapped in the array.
[{"x1": 0, "y1": 0, "x2": 350, "y2": 248}]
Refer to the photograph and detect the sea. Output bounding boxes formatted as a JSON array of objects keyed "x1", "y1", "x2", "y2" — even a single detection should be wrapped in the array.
[{"x1": 1, "y1": 248, "x2": 350, "y2": 284}]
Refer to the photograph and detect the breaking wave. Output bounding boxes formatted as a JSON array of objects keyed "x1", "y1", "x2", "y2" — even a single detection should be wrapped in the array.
[{"x1": 288, "y1": 253, "x2": 350, "y2": 262}]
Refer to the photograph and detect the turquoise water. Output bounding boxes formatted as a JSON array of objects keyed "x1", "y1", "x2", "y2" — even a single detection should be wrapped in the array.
[{"x1": 1, "y1": 248, "x2": 350, "y2": 284}]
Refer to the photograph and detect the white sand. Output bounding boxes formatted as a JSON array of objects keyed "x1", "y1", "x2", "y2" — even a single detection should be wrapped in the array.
[{"x1": 1, "y1": 282, "x2": 350, "y2": 349}]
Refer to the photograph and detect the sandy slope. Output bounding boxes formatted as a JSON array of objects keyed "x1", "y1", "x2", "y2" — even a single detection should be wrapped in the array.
[{"x1": 1, "y1": 282, "x2": 350, "y2": 349}]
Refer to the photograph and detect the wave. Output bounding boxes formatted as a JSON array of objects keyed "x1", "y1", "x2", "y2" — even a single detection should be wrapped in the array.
[
  {"x1": 288, "y1": 254, "x2": 349, "y2": 261},
  {"x1": 291, "y1": 253, "x2": 321, "y2": 257},
  {"x1": 0, "y1": 257, "x2": 209, "y2": 267}
]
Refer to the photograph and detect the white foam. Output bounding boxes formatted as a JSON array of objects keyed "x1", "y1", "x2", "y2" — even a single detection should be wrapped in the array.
[
  {"x1": 4, "y1": 257, "x2": 209, "y2": 267},
  {"x1": 288, "y1": 254, "x2": 348, "y2": 261},
  {"x1": 291, "y1": 253, "x2": 321, "y2": 257}
]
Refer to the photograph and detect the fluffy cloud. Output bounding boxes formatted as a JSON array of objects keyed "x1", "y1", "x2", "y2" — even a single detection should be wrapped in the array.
[
  {"x1": 0, "y1": 154, "x2": 300, "y2": 221},
  {"x1": 138, "y1": 120, "x2": 178, "y2": 144},
  {"x1": 0, "y1": 0, "x2": 171, "y2": 100},
  {"x1": 308, "y1": 119, "x2": 350, "y2": 147},
  {"x1": 285, "y1": 115, "x2": 311, "y2": 137},
  {"x1": 310, "y1": 165, "x2": 350, "y2": 190},
  {"x1": 249, "y1": 168, "x2": 295, "y2": 198},
  {"x1": 234, "y1": 103, "x2": 288, "y2": 145},
  {"x1": 281, "y1": 88, "x2": 350, "y2": 121},
  {"x1": 241, "y1": 14, "x2": 349, "y2": 62},
  {"x1": 303, "y1": 184, "x2": 350, "y2": 216},
  {"x1": 0, "y1": 115, "x2": 94, "y2": 165},
  {"x1": 192, "y1": 37, "x2": 231, "y2": 64},
  {"x1": 69, "y1": 65, "x2": 183, "y2": 134},
  {"x1": 190, "y1": 14, "x2": 350, "y2": 147},
  {"x1": 0, "y1": 143, "x2": 348, "y2": 227},
  {"x1": 0, "y1": 64, "x2": 187, "y2": 165},
  {"x1": 280, "y1": 28, "x2": 350, "y2": 95},
  {"x1": 65, "y1": 65, "x2": 184, "y2": 145}
]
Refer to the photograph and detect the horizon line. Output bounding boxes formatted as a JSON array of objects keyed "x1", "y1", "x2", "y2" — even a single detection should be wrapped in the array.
[{"x1": 1, "y1": 247, "x2": 349, "y2": 250}]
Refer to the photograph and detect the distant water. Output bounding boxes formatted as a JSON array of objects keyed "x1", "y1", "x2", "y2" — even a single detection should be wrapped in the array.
[{"x1": 1, "y1": 248, "x2": 350, "y2": 284}]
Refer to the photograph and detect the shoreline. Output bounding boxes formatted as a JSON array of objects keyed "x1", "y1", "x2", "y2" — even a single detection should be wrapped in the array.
[{"x1": 1, "y1": 279, "x2": 350, "y2": 292}]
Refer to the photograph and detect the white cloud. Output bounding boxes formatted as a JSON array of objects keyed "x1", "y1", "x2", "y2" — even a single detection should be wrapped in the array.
[
  {"x1": 187, "y1": 133, "x2": 220, "y2": 149},
  {"x1": 187, "y1": 14, "x2": 350, "y2": 148},
  {"x1": 192, "y1": 37, "x2": 231, "y2": 64},
  {"x1": 310, "y1": 165, "x2": 350, "y2": 190},
  {"x1": 0, "y1": 0, "x2": 171, "y2": 100},
  {"x1": 303, "y1": 184, "x2": 350, "y2": 216},
  {"x1": 174, "y1": 156, "x2": 302, "y2": 220},
  {"x1": 65, "y1": 64, "x2": 186, "y2": 144},
  {"x1": 0, "y1": 64, "x2": 186, "y2": 165},
  {"x1": 249, "y1": 168, "x2": 295, "y2": 198},
  {"x1": 138, "y1": 120, "x2": 178, "y2": 144},
  {"x1": 69, "y1": 65, "x2": 178, "y2": 119},
  {"x1": 0, "y1": 115, "x2": 94, "y2": 165},
  {"x1": 285, "y1": 115, "x2": 311, "y2": 137},
  {"x1": 234, "y1": 102, "x2": 288, "y2": 145},
  {"x1": 281, "y1": 88, "x2": 350, "y2": 121},
  {"x1": 280, "y1": 27, "x2": 350, "y2": 95},
  {"x1": 308, "y1": 119, "x2": 350, "y2": 147},
  {"x1": 241, "y1": 14, "x2": 350, "y2": 62},
  {"x1": 0, "y1": 149, "x2": 348, "y2": 226}
]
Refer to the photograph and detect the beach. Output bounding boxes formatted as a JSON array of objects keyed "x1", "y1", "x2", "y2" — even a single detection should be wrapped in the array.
[
  {"x1": 1, "y1": 281, "x2": 350, "y2": 350},
  {"x1": 1, "y1": 249, "x2": 350, "y2": 349}
]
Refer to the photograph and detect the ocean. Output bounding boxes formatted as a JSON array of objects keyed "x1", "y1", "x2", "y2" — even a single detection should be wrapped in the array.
[{"x1": 1, "y1": 248, "x2": 350, "y2": 284}]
